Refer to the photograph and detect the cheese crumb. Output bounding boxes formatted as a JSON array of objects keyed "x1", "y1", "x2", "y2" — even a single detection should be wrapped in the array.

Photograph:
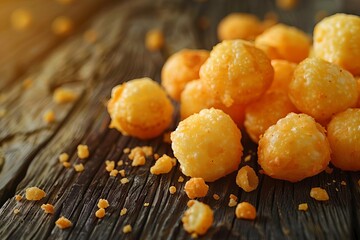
[
  {"x1": 110, "y1": 169, "x2": 119, "y2": 177},
  {"x1": 43, "y1": 110, "x2": 56, "y2": 124},
  {"x1": 298, "y1": 203, "x2": 308, "y2": 211},
  {"x1": 141, "y1": 146, "x2": 153, "y2": 156},
  {"x1": 63, "y1": 162, "x2": 71, "y2": 168},
  {"x1": 182, "y1": 200, "x2": 213, "y2": 235},
  {"x1": 150, "y1": 154, "x2": 175, "y2": 175},
  {"x1": 120, "y1": 208, "x2": 128, "y2": 216},
  {"x1": 178, "y1": 176, "x2": 185, "y2": 183},
  {"x1": 55, "y1": 216, "x2": 72, "y2": 229},
  {"x1": 119, "y1": 170, "x2": 126, "y2": 177},
  {"x1": 117, "y1": 160, "x2": 124, "y2": 166},
  {"x1": 145, "y1": 29, "x2": 164, "y2": 52},
  {"x1": 129, "y1": 147, "x2": 147, "y2": 166},
  {"x1": 53, "y1": 88, "x2": 78, "y2": 104},
  {"x1": 97, "y1": 199, "x2": 109, "y2": 209},
  {"x1": 228, "y1": 194, "x2": 238, "y2": 207},
  {"x1": 95, "y1": 208, "x2": 106, "y2": 219},
  {"x1": 15, "y1": 195, "x2": 22, "y2": 201},
  {"x1": 244, "y1": 155, "x2": 251, "y2": 162},
  {"x1": 105, "y1": 160, "x2": 115, "y2": 172},
  {"x1": 169, "y1": 186, "x2": 177, "y2": 194},
  {"x1": 184, "y1": 178, "x2": 209, "y2": 199},
  {"x1": 13, "y1": 208, "x2": 20, "y2": 215},
  {"x1": 154, "y1": 153, "x2": 160, "y2": 160},
  {"x1": 41, "y1": 204, "x2": 55, "y2": 214},
  {"x1": 120, "y1": 178, "x2": 129, "y2": 184},
  {"x1": 123, "y1": 148, "x2": 130, "y2": 154},
  {"x1": 74, "y1": 163, "x2": 84, "y2": 172},
  {"x1": 77, "y1": 144, "x2": 89, "y2": 159},
  {"x1": 213, "y1": 194, "x2": 220, "y2": 200},
  {"x1": 123, "y1": 224, "x2": 132, "y2": 233},
  {"x1": 235, "y1": 202, "x2": 256, "y2": 220},
  {"x1": 144, "y1": 202, "x2": 150, "y2": 207},
  {"x1": 25, "y1": 187, "x2": 46, "y2": 201},
  {"x1": 310, "y1": 187, "x2": 329, "y2": 201},
  {"x1": 340, "y1": 181, "x2": 347, "y2": 186},
  {"x1": 59, "y1": 153, "x2": 69, "y2": 163}
]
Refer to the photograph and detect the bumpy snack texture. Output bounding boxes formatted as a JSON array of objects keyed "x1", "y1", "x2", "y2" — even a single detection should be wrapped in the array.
[
  {"x1": 236, "y1": 166, "x2": 259, "y2": 192},
  {"x1": 180, "y1": 79, "x2": 246, "y2": 125},
  {"x1": 217, "y1": 13, "x2": 262, "y2": 41},
  {"x1": 171, "y1": 108, "x2": 243, "y2": 182},
  {"x1": 244, "y1": 90, "x2": 297, "y2": 143},
  {"x1": 184, "y1": 178, "x2": 209, "y2": 199},
  {"x1": 161, "y1": 49, "x2": 209, "y2": 101},
  {"x1": 107, "y1": 78, "x2": 173, "y2": 139},
  {"x1": 289, "y1": 58, "x2": 358, "y2": 122},
  {"x1": 327, "y1": 109, "x2": 360, "y2": 171},
  {"x1": 200, "y1": 40, "x2": 273, "y2": 107},
  {"x1": 269, "y1": 60, "x2": 297, "y2": 92},
  {"x1": 313, "y1": 13, "x2": 360, "y2": 75},
  {"x1": 182, "y1": 200, "x2": 213, "y2": 235},
  {"x1": 258, "y1": 113, "x2": 331, "y2": 182},
  {"x1": 255, "y1": 24, "x2": 310, "y2": 63}
]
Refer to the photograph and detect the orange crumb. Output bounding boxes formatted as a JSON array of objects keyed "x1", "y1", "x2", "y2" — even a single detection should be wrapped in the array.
[
  {"x1": 120, "y1": 178, "x2": 129, "y2": 184},
  {"x1": 184, "y1": 178, "x2": 209, "y2": 199},
  {"x1": 123, "y1": 148, "x2": 130, "y2": 154},
  {"x1": 341, "y1": 181, "x2": 347, "y2": 186},
  {"x1": 117, "y1": 160, "x2": 124, "y2": 166},
  {"x1": 74, "y1": 163, "x2": 84, "y2": 172},
  {"x1": 11, "y1": 9, "x2": 32, "y2": 30},
  {"x1": 150, "y1": 154, "x2": 175, "y2": 175},
  {"x1": 105, "y1": 161, "x2": 115, "y2": 172},
  {"x1": 110, "y1": 169, "x2": 119, "y2": 177},
  {"x1": 182, "y1": 200, "x2": 213, "y2": 235},
  {"x1": 244, "y1": 155, "x2": 251, "y2": 162},
  {"x1": 52, "y1": 16, "x2": 73, "y2": 36},
  {"x1": 120, "y1": 208, "x2": 128, "y2": 216},
  {"x1": 63, "y1": 162, "x2": 71, "y2": 168},
  {"x1": 228, "y1": 198, "x2": 237, "y2": 207},
  {"x1": 119, "y1": 170, "x2": 126, "y2": 177},
  {"x1": 77, "y1": 144, "x2": 89, "y2": 159},
  {"x1": 43, "y1": 110, "x2": 56, "y2": 124},
  {"x1": 325, "y1": 166, "x2": 333, "y2": 174},
  {"x1": 97, "y1": 199, "x2": 109, "y2": 209},
  {"x1": 191, "y1": 233, "x2": 199, "y2": 239},
  {"x1": 229, "y1": 194, "x2": 238, "y2": 201},
  {"x1": 163, "y1": 132, "x2": 172, "y2": 144},
  {"x1": 129, "y1": 147, "x2": 146, "y2": 166},
  {"x1": 213, "y1": 194, "x2": 220, "y2": 200},
  {"x1": 310, "y1": 187, "x2": 329, "y2": 201},
  {"x1": 145, "y1": 29, "x2": 164, "y2": 51},
  {"x1": 59, "y1": 153, "x2": 69, "y2": 163},
  {"x1": 336, "y1": 188, "x2": 339, "y2": 192},
  {"x1": 154, "y1": 153, "x2": 160, "y2": 160},
  {"x1": 298, "y1": 203, "x2": 308, "y2": 211},
  {"x1": 83, "y1": 29, "x2": 98, "y2": 44},
  {"x1": 236, "y1": 166, "x2": 259, "y2": 192},
  {"x1": 144, "y1": 202, "x2": 150, "y2": 207},
  {"x1": 22, "y1": 78, "x2": 33, "y2": 89},
  {"x1": 178, "y1": 176, "x2": 185, "y2": 183},
  {"x1": 141, "y1": 146, "x2": 153, "y2": 156},
  {"x1": 13, "y1": 208, "x2": 20, "y2": 215},
  {"x1": 235, "y1": 202, "x2": 256, "y2": 220},
  {"x1": 95, "y1": 208, "x2": 106, "y2": 219},
  {"x1": 123, "y1": 224, "x2": 132, "y2": 233},
  {"x1": 53, "y1": 88, "x2": 78, "y2": 104},
  {"x1": 41, "y1": 204, "x2": 55, "y2": 214},
  {"x1": 55, "y1": 216, "x2": 72, "y2": 229},
  {"x1": 15, "y1": 195, "x2": 22, "y2": 201},
  {"x1": 25, "y1": 187, "x2": 46, "y2": 201},
  {"x1": 132, "y1": 156, "x2": 146, "y2": 166},
  {"x1": 169, "y1": 186, "x2": 177, "y2": 194}
]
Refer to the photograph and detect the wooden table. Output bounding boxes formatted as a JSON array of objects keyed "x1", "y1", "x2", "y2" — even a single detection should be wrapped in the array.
[{"x1": 0, "y1": 0, "x2": 359, "y2": 239}]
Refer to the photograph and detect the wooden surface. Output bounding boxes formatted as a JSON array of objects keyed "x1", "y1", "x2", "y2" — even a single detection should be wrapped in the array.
[{"x1": 0, "y1": 0, "x2": 359, "y2": 239}]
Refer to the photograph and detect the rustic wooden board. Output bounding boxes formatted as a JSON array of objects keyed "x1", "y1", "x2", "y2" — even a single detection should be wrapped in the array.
[{"x1": 0, "y1": 0, "x2": 360, "y2": 239}]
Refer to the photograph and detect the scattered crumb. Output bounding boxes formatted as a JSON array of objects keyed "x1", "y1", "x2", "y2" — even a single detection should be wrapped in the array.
[
  {"x1": 236, "y1": 165, "x2": 259, "y2": 192},
  {"x1": 120, "y1": 178, "x2": 129, "y2": 184},
  {"x1": 53, "y1": 88, "x2": 78, "y2": 104},
  {"x1": 178, "y1": 176, "x2": 185, "y2": 183},
  {"x1": 244, "y1": 155, "x2": 251, "y2": 162},
  {"x1": 325, "y1": 166, "x2": 333, "y2": 174},
  {"x1": 235, "y1": 202, "x2": 256, "y2": 220},
  {"x1": 83, "y1": 29, "x2": 98, "y2": 44},
  {"x1": 41, "y1": 204, "x2": 55, "y2": 214},
  {"x1": 298, "y1": 203, "x2": 308, "y2": 211},
  {"x1": 13, "y1": 208, "x2": 20, "y2": 215},
  {"x1": 43, "y1": 110, "x2": 56, "y2": 124},
  {"x1": 229, "y1": 194, "x2": 238, "y2": 201},
  {"x1": 163, "y1": 132, "x2": 171, "y2": 144},
  {"x1": 191, "y1": 233, "x2": 199, "y2": 239},
  {"x1": 97, "y1": 199, "x2": 109, "y2": 209},
  {"x1": 25, "y1": 187, "x2": 46, "y2": 201},
  {"x1": 95, "y1": 208, "x2": 106, "y2": 219},
  {"x1": 184, "y1": 178, "x2": 209, "y2": 199},
  {"x1": 74, "y1": 163, "x2": 84, "y2": 172},
  {"x1": 55, "y1": 216, "x2": 72, "y2": 229},
  {"x1": 22, "y1": 78, "x2": 33, "y2": 89},
  {"x1": 123, "y1": 224, "x2": 132, "y2": 233},
  {"x1": 117, "y1": 160, "x2": 124, "y2": 166},
  {"x1": 132, "y1": 155, "x2": 146, "y2": 166},
  {"x1": 145, "y1": 29, "x2": 164, "y2": 52},
  {"x1": 150, "y1": 154, "x2": 175, "y2": 175},
  {"x1": 340, "y1": 181, "x2": 347, "y2": 186},
  {"x1": 335, "y1": 188, "x2": 339, "y2": 192},
  {"x1": 213, "y1": 194, "x2": 220, "y2": 200},
  {"x1": 332, "y1": 180, "x2": 336, "y2": 183},
  {"x1": 119, "y1": 170, "x2": 126, "y2": 177},
  {"x1": 11, "y1": 9, "x2": 32, "y2": 30},
  {"x1": 110, "y1": 169, "x2": 119, "y2": 177},
  {"x1": 77, "y1": 144, "x2": 89, "y2": 159},
  {"x1": 123, "y1": 148, "x2": 130, "y2": 154},
  {"x1": 144, "y1": 202, "x2": 150, "y2": 207},
  {"x1": 15, "y1": 195, "x2": 22, "y2": 201},
  {"x1": 169, "y1": 186, "x2": 177, "y2": 194},
  {"x1": 310, "y1": 187, "x2": 329, "y2": 201},
  {"x1": 105, "y1": 160, "x2": 115, "y2": 172},
  {"x1": 59, "y1": 153, "x2": 69, "y2": 163},
  {"x1": 120, "y1": 208, "x2": 128, "y2": 216},
  {"x1": 52, "y1": 16, "x2": 73, "y2": 36},
  {"x1": 141, "y1": 146, "x2": 153, "y2": 157},
  {"x1": 182, "y1": 200, "x2": 213, "y2": 235},
  {"x1": 63, "y1": 162, "x2": 71, "y2": 168},
  {"x1": 154, "y1": 153, "x2": 160, "y2": 160},
  {"x1": 128, "y1": 147, "x2": 146, "y2": 166},
  {"x1": 228, "y1": 198, "x2": 238, "y2": 207}
]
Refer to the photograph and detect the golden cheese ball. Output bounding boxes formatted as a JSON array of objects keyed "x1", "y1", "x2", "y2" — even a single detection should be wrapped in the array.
[
  {"x1": 200, "y1": 40, "x2": 274, "y2": 107},
  {"x1": 258, "y1": 113, "x2": 331, "y2": 182},
  {"x1": 269, "y1": 60, "x2": 297, "y2": 92},
  {"x1": 313, "y1": 13, "x2": 360, "y2": 76},
  {"x1": 327, "y1": 108, "x2": 360, "y2": 171},
  {"x1": 107, "y1": 78, "x2": 173, "y2": 139},
  {"x1": 171, "y1": 108, "x2": 243, "y2": 182},
  {"x1": 255, "y1": 24, "x2": 310, "y2": 63},
  {"x1": 180, "y1": 79, "x2": 245, "y2": 126},
  {"x1": 289, "y1": 58, "x2": 358, "y2": 122},
  {"x1": 244, "y1": 90, "x2": 297, "y2": 143},
  {"x1": 161, "y1": 49, "x2": 209, "y2": 101},
  {"x1": 217, "y1": 13, "x2": 262, "y2": 41}
]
